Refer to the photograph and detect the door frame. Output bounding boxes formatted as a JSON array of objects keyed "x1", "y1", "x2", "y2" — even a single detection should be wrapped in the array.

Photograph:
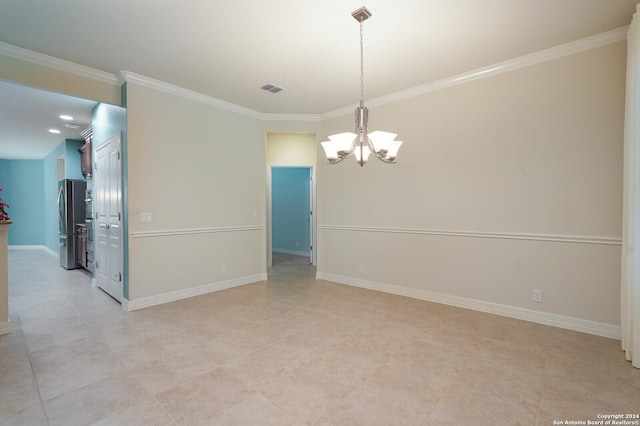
[{"x1": 267, "y1": 164, "x2": 316, "y2": 267}]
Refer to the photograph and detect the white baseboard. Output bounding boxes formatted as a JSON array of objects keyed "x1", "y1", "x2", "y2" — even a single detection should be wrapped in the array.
[
  {"x1": 273, "y1": 248, "x2": 310, "y2": 257},
  {"x1": 316, "y1": 272, "x2": 621, "y2": 340},
  {"x1": 8, "y1": 245, "x2": 57, "y2": 257},
  {"x1": 122, "y1": 273, "x2": 268, "y2": 312},
  {"x1": 43, "y1": 246, "x2": 58, "y2": 258},
  {"x1": 0, "y1": 321, "x2": 11, "y2": 336}
]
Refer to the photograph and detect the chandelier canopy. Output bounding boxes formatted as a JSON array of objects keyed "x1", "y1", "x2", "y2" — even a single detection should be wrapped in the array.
[{"x1": 321, "y1": 6, "x2": 403, "y2": 167}]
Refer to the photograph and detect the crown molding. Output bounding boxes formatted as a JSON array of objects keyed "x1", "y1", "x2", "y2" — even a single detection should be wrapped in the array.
[
  {"x1": 119, "y1": 71, "x2": 323, "y2": 122},
  {"x1": 0, "y1": 41, "x2": 120, "y2": 84},
  {"x1": 1, "y1": 25, "x2": 628, "y2": 122},
  {"x1": 322, "y1": 26, "x2": 629, "y2": 120},
  {"x1": 260, "y1": 113, "x2": 322, "y2": 122},
  {"x1": 118, "y1": 70, "x2": 264, "y2": 119},
  {"x1": 0, "y1": 41, "x2": 291, "y2": 120}
]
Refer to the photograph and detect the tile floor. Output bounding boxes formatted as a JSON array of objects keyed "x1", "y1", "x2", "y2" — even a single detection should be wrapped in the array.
[{"x1": 1, "y1": 248, "x2": 639, "y2": 425}]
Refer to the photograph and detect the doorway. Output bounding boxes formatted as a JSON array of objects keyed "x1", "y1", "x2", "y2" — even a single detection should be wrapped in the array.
[
  {"x1": 265, "y1": 132, "x2": 317, "y2": 267},
  {"x1": 271, "y1": 166, "x2": 313, "y2": 264}
]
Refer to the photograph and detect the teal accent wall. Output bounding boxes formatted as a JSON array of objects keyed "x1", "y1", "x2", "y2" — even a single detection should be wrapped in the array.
[
  {"x1": 0, "y1": 139, "x2": 86, "y2": 249},
  {"x1": 65, "y1": 140, "x2": 85, "y2": 180},
  {"x1": 272, "y1": 167, "x2": 310, "y2": 255},
  {"x1": 93, "y1": 101, "x2": 128, "y2": 299},
  {"x1": 119, "y1": 86, "x2": 128, "y2": 297},
  {"x1": 0, "y1": 160, "x2": 45, "y2": 245},
  {"x1": 43, "y1": 141, "x2": 65, "y2": 251},
  {"x1": 42, "y1": 139, "x2": 86, "y2": 252},
  {"x1": 0, "y1": 160, "x2": 11, "y2": 225},
  {"x1": 0, "y1": 160, "x2": 7, "y2": 199},
  {"x1": 0, "y1": 160, "x2": 9, "y2": 185},
  {"x1": 93, "y1": 103, "x2": 127, "y2": 146}
]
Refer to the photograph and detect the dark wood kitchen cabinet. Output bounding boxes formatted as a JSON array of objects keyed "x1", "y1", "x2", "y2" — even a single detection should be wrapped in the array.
[{"x1": 78, "y1": 133, "x2": 92, "y2": 178}]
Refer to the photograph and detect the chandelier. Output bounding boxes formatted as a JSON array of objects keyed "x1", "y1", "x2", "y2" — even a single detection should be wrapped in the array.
[{"x1": 321, "y1": 6, "x2": 403, "y2": 167}]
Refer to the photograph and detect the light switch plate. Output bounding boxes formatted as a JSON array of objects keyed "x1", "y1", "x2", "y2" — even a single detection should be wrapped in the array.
[{"x1": 140, "y1": 212, "x2": 152, "y2": 223}]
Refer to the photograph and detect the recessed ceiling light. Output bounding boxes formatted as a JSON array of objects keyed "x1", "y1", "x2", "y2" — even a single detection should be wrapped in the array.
[
  {"x1": 59, "y1": 115, "x2": 73, "y2": 120},
  {"x1": 49, "y1": 129, "x2": 61, "y2": 134}
]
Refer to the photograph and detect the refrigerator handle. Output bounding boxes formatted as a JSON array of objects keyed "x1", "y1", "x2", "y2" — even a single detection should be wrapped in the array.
[{"x1": 57, "y1": 184, "x2": 65, "y2": 229}]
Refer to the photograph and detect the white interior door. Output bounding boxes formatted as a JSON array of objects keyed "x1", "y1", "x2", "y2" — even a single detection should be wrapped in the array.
[{"x1": 95, "y1": 133, "x2": 123, "y2": 302}]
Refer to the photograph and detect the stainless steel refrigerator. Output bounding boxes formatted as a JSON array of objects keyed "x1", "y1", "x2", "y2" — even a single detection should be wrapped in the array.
[{"x1": 58, "y1": 179, "x2": 86, "y2": 269}]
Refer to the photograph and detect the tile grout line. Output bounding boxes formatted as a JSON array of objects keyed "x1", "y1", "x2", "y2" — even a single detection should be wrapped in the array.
[
  {"x1": 68, "y1": 292, "x2": 181, "y2": 426},
  {"x1": 7, "y1": 250, "x2": 637, "y2": 423},
  {"x1": 13, "y1": 309, "x2": 51, "y2": 425},
  {"x1": 424, "y1": 335, "x2": 485, "y2": 424},
  {"x1": 534, "y1": 336, "x2": 553, "y2": 426},
  {"x1": 7, "y1": 258, "x2": 55, "y2": 425},
  {"x1": 124, "y1": 366, "x2": 181, "y2": 425}
]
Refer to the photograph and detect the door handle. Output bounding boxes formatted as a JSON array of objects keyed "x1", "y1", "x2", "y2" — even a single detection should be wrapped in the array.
[
  {"x1": 99, "y1": 223, "x2": 110, "y2": 229},
  {"x1": 57, "y1": 185, "x2": 65, "y2": 227}
]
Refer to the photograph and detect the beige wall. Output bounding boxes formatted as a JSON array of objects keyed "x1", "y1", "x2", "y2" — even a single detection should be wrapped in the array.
[
  {"x1": 0, "y1": 38, "x2": 627, "y2": 332},
  {"x1": 317, "y1": 41, "x2": 626, "y2": 329},
  {"x1": 0, "y1": 53, "x2": 120, "y2": 105},
  {"x1": 125, "y1": 82, "x2": 267, "y2": 300},
  {"x1": 266, "y1": 132, "x2": 317, "y2": 165}
]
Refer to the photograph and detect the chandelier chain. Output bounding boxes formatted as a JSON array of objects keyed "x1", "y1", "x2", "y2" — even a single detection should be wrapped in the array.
[{"x1": 360, "y1": 18, "x2": 365, "y2": 107}]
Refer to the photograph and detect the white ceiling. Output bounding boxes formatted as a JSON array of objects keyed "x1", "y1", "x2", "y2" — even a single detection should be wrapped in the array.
[
  {"x1": 0, "y1": 81, "x2": 95, "y2": 159},
  {"x1": 0, "y1": 0, "x2": 638, "y2": 159}
]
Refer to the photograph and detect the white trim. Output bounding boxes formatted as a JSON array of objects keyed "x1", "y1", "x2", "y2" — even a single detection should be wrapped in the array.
[
  {"x1": 319, "y1": 225, "x2": 622, "y2": 246},
  {"x1": 119, "y1": 71, "x2": 265, "y2": 119},
  {"x1": 121, "y1": 273, "x2": 267, "y2": 311},
  {"x1": 1, "y1": 26, "x2": 626, "y2": 122},
  {"x1": 122, "y1": 25, "x2": 627, "y2": 122},
  {"x1": 42, "y1": 245, "x2": 58, "y2": 257},
  {"x1": 0, "y1": 321, "x2": 11, "y2": 336},
  {"x1": 119, "y1": 71, "x2": 323, "y2": 122},
  {"x1": 273, "y1": 248, "x2": 310, "y2": 257},
  {"x1": 316, "y1": 272, "x2": 621, "y2": 340},
  {"x1": 130, "y1": 225, "x2": 264, "y2": 239},
  {"x1": 322, "y1": 26, "x2": 629, "y2": 120},
  {"x1": 0, "y1": 41, "x2": 120, "y2": 84},
  {"x1": 261, "y1": 113, "x2": 322, "y2": 122},
  {"x1": 8, "y1": 245, "x2": 58, "y2": 257}
]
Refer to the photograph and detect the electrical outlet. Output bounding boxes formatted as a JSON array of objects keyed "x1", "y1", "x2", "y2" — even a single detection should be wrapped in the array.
[
  {"x1": 221, "y1": 265, "x2": 228, "y2": 275},
  {"x1": 358, "y1": 264, "x2": 365, "y2": 273},
  {"x1": 532, "y1": 289, "x2": 543, "y2": 303}
]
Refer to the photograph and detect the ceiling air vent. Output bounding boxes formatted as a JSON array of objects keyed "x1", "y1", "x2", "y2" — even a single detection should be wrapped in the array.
[
  {"x1": 64, "y1": 123, "x2": 81, "y2": 129},
  {"x1": 260, "y1": 83, "x2": 285, "y2": 94}
]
